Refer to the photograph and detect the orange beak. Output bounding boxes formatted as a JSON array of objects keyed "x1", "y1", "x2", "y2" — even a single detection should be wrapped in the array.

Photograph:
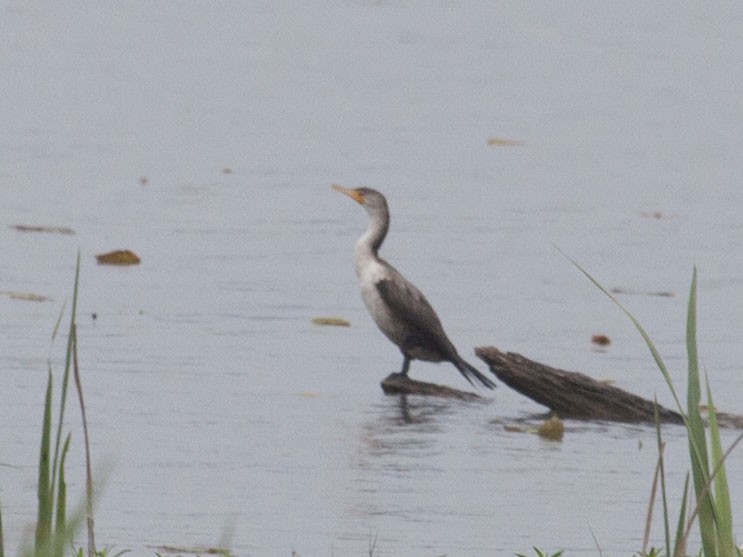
[{"x1": 332, "y1": 183, "x2": 365, "y2": 204}]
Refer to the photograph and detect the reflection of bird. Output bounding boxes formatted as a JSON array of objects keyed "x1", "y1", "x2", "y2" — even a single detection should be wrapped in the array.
[{"x1": 333, "y1": 184, "x2": 496, "y2": 389}]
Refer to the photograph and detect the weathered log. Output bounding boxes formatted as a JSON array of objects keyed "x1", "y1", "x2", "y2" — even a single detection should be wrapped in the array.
[
  {"x1": 714, "y1": 412, "x2": 743, "y2": 429},
  {"x1": 475, "y1": 346, "x2": 685, "y2": 424},
  {"x1": 380, "y1": 373, "x2": 483, "y2": 401},
  {"x1": 377, "y1": 348, "x2": 743, "y2": 428}
]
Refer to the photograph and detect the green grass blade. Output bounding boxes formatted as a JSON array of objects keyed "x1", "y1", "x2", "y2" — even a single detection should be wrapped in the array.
[
  {"x1": 706, "y1": 375, "x2": 735, "y2": 557},
  {"x1": 49, "y1": 252, "x2": 80, "y2": 528},
  {"x1": 679, "y1": 432, "x2": 743, "y2": 556},
  {"x1": 1, "y1": 497, "x2": 5, "y2": 557},
  {"x1": 72, "y1": 321, "x2": 97, "y2": 557},
  {"x1": 55, "y1": 434, "x2": 71, "y2": 546},
  {"x1": 652, "y1": 401, "x2": 671, "y2": 555},
  {"x1": 672, "y1": 473, "x2": 690, "y2": 557},
  {"x1": 25, "y1": 499, "x2": 86, "y2": 557},
  {"x1": 48, "y1": 301, "x2": 66, "y2": 357},
  {"x1": 642, "y1": 435, "x2": 662, "y2": 554},
  {"x1": 684, "y1": 268, "x2": 717, "y2": 555},
  {"x1": 34, "y1": 370, "x2": 54, "y2": 550}
]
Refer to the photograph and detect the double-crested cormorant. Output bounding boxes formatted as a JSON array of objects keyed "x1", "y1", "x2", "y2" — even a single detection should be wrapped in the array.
[{"x1": 333, "y1": 184, "x2": 496, "y2": 389}]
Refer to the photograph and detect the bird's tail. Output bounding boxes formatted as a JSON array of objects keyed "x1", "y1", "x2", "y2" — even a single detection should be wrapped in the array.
[{"x1": 453, "y1": 356, "x2": 497, "y2": 389}]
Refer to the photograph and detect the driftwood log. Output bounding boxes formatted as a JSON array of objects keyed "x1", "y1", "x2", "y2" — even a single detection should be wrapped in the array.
[
  {"x1": 380, "y1": 373, "x2": 483, "y2": 401},
  {"x1": 476, "y1": 346, "x2": 683, "y2": 423},
  {"x1": 376, "y1": 347, "x2": 743, "y2": 428},
  {"x1": 476, "y1": 346, "x2": 743, "y2": 428}
]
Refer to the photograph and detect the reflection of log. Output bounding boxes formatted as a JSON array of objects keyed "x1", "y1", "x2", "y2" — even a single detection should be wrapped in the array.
[
  {"x1": 475, "y1": 346, "x2": 685, "y2": 424},
  {"x1": 381, "y1": 373, "x2": 482, "y2": 401}
]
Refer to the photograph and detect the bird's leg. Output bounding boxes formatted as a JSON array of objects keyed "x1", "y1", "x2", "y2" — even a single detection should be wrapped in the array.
[{"x1": 399, "y1": 355, "x2": 411, "y2": 377}]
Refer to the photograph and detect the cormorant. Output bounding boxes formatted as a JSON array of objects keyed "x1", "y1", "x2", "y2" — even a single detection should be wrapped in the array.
[{"x1": 333, "y1": 184, "x2": 496, "y2": 389}]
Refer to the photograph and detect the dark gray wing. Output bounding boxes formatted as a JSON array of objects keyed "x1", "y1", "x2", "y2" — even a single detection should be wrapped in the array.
[
  {"x1": 375, "y1": 272, "x2": 456, "y2": 357},
  {"x1": 376, "y1": 268, "x2": 497, "y2": 389}
]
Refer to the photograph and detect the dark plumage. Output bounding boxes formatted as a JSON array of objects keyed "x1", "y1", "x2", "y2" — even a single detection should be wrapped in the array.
[{"x1": 333, "y1": 184, "x2": 496, "y2": 389}]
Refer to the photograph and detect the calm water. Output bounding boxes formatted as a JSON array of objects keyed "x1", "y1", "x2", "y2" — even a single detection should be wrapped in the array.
[{"x1": 2, "y1": 2, "x2": 743, "y2": 556}]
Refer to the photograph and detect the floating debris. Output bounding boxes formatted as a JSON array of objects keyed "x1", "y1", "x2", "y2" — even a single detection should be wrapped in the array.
[
  {"x1": 611, "y1": 287, "x2": 674, "y2": 298},
  {"x1": 146, "y1": 545, "x2": 231, "y2": 556},
  {"x1": 503, "y1": 424, "x2": 526, "y2": 433},
  {"x1": 641, "y1": 210, "x2": 683, "y2": 220},
  {"x1": 222, "y1": 166, "x2": 233, "y2": 174},
  {"x1": 139, "y1": 176, "x2": 149, "y2": 186},
  {"x1": 537, "y1": 415, "x2": 564, "y2": 441},
  {"x1": 591, "y1": 334, "x2": 611, "y2": 346},
  {"x1": 487, "y1": 136, "x2": 524, "y2": 147},
  {"x1": 10, "y1": 224, "x2": 75, "y2": 235},
  {"x1": 298, "y1": 391, "x2": 325, "y2": 399},
  {"x1": 312, "y1": 316, "x2": 351, "y2": 327},
  {"x1": 95, "y1": 249, "x2": 141, "y2": 266},
  {"x1": 0, "y1": 291, "x2": 52, "y2": 302}
]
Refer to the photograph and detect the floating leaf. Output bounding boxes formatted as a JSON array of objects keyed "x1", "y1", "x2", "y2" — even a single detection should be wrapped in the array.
[
  {"x1": 95, "y1": 249, "x2": 141, "y2": 266},
  {"x1": 312, "y1": 316, "x2": 350, "y2": 327},
  {"x1": 591, "y1": 334, "x2": 611, "y2": 346},
  {"x1": 0, "y1": 291, "x2": 52, "y2": 302},
  {"x1": 298, "y1": 391, "x2": 325, "y2": 399},
  {"x1": 487, "y1": 136, "x2": 524, "y2": 147}
]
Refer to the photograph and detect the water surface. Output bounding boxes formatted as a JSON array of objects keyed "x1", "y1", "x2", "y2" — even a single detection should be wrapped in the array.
[{"x1": 2, "y1": 2, "x2": 743, "y2": 556}]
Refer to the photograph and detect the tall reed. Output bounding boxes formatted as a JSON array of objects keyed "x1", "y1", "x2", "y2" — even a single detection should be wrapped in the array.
[
  {"x1": 570, "y1": 258, "x2": 741, "y2": 557},
  {"x1": 0, "y1": 254, "x2": 97, "y2": 557},
  {"x1": 34, "y1": 253, "x2": 93, "y2": 557}
]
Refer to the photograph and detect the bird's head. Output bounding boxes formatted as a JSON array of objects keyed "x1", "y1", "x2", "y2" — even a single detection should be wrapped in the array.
[{"x1": 332, "y1": 184, "x2": 389, "y2": 216}]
